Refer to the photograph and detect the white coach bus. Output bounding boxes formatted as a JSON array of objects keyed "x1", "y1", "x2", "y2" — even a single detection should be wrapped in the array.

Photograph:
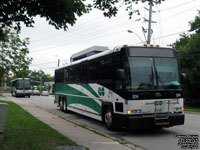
[
  {"x1": 54, "y1": 45, "x2": 185, "y2": 130},
  {"x1": 11, "y1": 78, "x2": 31, "y2": 97}
]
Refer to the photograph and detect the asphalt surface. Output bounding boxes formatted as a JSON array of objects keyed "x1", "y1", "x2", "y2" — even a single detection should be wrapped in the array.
[{"x1": 2, "y1": 94, "x2": 200, "y2": 150}]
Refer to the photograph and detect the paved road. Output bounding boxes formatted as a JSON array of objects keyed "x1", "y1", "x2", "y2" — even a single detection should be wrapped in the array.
[{"x1": 3, "y1": 94, "x2": 200, "y2": 150}]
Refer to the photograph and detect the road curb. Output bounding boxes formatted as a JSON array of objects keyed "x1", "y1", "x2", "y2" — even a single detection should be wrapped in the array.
[
  {"x1": 43, "y1": 107, "x2": 144, "y2": 150},
  {"x1": 185, "y1": 111, "x2": 200, "y2": 115}
]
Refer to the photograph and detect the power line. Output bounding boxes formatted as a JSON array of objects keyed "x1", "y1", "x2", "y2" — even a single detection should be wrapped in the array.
[
  {"x1": 29, "y1": 12, "x2": 136, "y2": 44},
  {"x1": 26, "y1": 2, "x2": 199, "y2": 54},
  {"x1": 136, "y1": 30, "x2": 188, "y2": 44},
  {"x1": 30, "y1": 23, "x2": 141, "y2": 53},
  {"x1": 158, "y1": 0, "x2": 198, "y2": 12},
  {"x1": 161, "y1": 5, "x2": 200, "y2": 21}
]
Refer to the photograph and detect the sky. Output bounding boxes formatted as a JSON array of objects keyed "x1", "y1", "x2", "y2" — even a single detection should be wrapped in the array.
[{"x1": 20, "y1": 0, "x2": 200, "y2": 76}]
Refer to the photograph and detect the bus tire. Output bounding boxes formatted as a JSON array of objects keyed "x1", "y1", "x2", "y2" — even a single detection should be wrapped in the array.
[
  {"x1": 63, "y1": 99, "x2": 68, "y2": 113},
  {"x1": 104, "y1": 108, "x2": 116, "y2": 131},
  {"x1": 15, "y1": 92, "x2": 18, "y2": 97},
  {"x1": 59, "y1": 100, "x2": 64, "y2": 112}
]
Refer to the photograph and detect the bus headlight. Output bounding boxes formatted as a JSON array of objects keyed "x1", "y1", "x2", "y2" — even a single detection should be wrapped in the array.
[
  {"x1": 174, "y1": 107, "x2": 184, "y2": 112},
  {"x1": 17, "y1": 90, "x2": 23, "y2": 93},
  {"x1": 126, "y1": 109, "x2": 142, "y2": 114},
  {"x1": 132, "y1": 109, "x2": 142, "y2": 114}
]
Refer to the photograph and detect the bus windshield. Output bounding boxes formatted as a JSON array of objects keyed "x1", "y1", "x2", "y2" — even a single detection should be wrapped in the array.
[
  {"x1": 124, "y1": 57, "x2": 180, "y2": 90},
  {"x1": 17, "y1": 80, "x2": 31, "y2": 89}
]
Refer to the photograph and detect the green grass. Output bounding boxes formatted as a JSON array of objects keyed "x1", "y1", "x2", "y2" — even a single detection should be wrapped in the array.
[
  {"x1": 0, "y1": 100, "x2": 77, "y2": 150},
  {"x1": 185, "y1": 106, "x2": 200, "y2": 113}
]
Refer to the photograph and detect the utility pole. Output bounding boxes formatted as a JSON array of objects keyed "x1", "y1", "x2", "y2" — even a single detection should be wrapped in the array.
[
  {"x1": 147, "y1": 4, "x2": 152, "y2": 44},
  {"x1": 57, "y1": 59, "x2": 60, "y2": 67},
  {"x1": 143, "y1": 4, "x2": 156, "y2": 44}
]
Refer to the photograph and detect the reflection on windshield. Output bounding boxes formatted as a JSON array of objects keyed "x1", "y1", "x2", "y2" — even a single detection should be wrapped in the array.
[
  {"x1": 125, "y1": 57, "x2": 180, "y2": 90},
  {"x1": 17, "y1": 80, "x2": 31, "y2": 89},
  {"x1": 154, "y1": 58, "x2": 180, "y2": 88}
]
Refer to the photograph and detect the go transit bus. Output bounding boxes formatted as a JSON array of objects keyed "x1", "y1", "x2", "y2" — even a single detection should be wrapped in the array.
[
  {"x1": 54, "y1": 45, "x2": 185, "y2": 130},
  {"x1": 11, "y1": 78, "x2": 31, "y2": 97}
]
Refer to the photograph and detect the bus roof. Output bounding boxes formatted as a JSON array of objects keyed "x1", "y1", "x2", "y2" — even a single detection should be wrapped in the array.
[
  {"x1": 55, "y1": 45, "x2": 175, "y2": 71},
  {"x1": 70, "y1": 46, "x2": 109, "y2": 62},
  {"x1": 11, "y1": 78, "x2": 30, "y2": 82}
]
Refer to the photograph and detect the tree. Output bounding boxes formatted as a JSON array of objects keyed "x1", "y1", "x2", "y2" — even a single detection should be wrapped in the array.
[
  {"x1": 0, "y1": 0, "x2": 163, "y2": 40},
  {"x1": 0, "y1": 0, "x2": 90, "y2": 40},
  {"x1": 174, "y1": 11, "x2": 200, "y2": 102},
  {"x1": 93, "y1": 0, "x2": 163, "y2": 18},
  {"x1": 0, "y1": 27, "x2": 32, "y2": 80},
  {"x1": 29, "y1": 70, "x2": 48, "y2": 84}
]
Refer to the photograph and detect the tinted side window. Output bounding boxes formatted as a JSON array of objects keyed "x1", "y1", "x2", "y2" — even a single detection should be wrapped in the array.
[
  {"x1": 81, "y1": 62, "x2": 88, "y2": 83},
  {"x1": 66, "y1": 65, "x2": 81, "y2": 83},
  {"x1": 55, "y1": 69, "x2": 64, "y2": 83},
  {"x1": 88, "y1": 60, "x2": 98, "y2": 82},
  {"x1": 64, "y1": 68, "x2": 68, "y2": 83},
  {"x1": 88, "y1": 55, "x2": 114, "y2": 89},
  {"x1": 113, "y1": 54, "x2": 123, "y2": 90},
  {"x1": 73, "y1": 65, "x2": 81, "y2": 83}
]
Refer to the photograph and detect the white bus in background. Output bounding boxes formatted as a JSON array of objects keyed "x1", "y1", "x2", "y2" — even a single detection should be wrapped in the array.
[
  {"x1": 54, "y1": 45, "x2": 186, "y2": 130},
  {"x1": 11, "y1": 78, "x2": 31, "y2": 97}
]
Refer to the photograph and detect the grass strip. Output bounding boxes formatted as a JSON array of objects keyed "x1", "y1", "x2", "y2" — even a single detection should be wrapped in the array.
[
  {"x1": 0, "y1": 100, "x2": 77, "y2": 150},
  {"x1": 185, "y1": 106, "x2": 200, "y2": 113},
  {"x1": 56, "y1": 114, "x2": 128, "y2": 145}
]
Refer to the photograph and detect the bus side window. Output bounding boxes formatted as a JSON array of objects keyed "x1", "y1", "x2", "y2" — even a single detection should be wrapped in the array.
[
  {"x1": 114, "y1": 54, "x2": 123, "y2": 90},
  {"x1": 55, "y1": 69, "x2": 64, "y2": 83},
  {"x1": 73, "y1": 65, "x2": 81, "y2": 83},
  {"x1": 64, "y1": 68, "x2": 68, "y2": 83},
  {"x1": 81, "y1": 62, "x2": 88, "y2": 83},
  {"x1": 88, "y1": 60, "x2": 97, "y2": 83}
]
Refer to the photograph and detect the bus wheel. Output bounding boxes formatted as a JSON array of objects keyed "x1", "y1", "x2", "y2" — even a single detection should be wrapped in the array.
[
  {"x1": 104, "y1": 109, "x2": 115, "y2": 130},
  {"x1": 59, "y1": 100, "x2": 64, "y2": 112},
  {"x1": 15, "y1": 92, "x2": 18, "y2": 97},
  {"x1": 63, "y1": 99, "x2": 68, "y2": 113}
]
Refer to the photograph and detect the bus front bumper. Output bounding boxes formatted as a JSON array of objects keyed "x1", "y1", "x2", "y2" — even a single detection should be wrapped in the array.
[{"x1": 113, "y1": 113, "x2": 185, "y2": 129}]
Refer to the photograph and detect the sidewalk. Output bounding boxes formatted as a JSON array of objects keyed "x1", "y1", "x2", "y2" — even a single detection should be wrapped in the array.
[{"x1": 1, "y1": 95, "x2": 142, "y2": 150}]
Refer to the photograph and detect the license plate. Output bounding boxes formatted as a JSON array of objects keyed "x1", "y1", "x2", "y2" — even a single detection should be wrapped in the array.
[{"x1": 155, "y1": 107, "x2": 163, "y2": 112}]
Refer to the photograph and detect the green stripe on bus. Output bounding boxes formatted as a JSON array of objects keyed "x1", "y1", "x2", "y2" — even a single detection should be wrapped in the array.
[
  {"x1": 81, "y1": 84, "x2": 100, "y2": 98},
  {"x1": 67, "y1": 96, "x2": 101, "y2": 114},
  {"x1": 55, "y1": 84, "x2": 87, "y2": 97},
  {"x1": 55, "y1": 84, "x2": 101, "y2": 114}
]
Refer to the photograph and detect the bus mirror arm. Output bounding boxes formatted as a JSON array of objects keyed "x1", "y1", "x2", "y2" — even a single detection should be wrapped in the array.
[
  {"x1": 117, "y1": 69, "x2": 126, "y2": 82},
  {"x1": 180, "y1": 73, "x2": 187, "y2": 84}
]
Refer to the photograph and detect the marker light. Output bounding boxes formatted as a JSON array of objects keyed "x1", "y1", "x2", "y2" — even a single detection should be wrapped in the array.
[
  {"x1": 181, "y1": 107, "x2": 184, "y2": 111},
  {"x1": 123, "y1": 44, "x2": 128, "y2": 47},
  {"x1": 150, "y1": 44, "x2": 154, "y2": 47},
  {"x1": 144, "y1": 44, "x2": 148, "y2": 47},
  {"x1": 156, "y1": 45, "x2": 160, "y2": 47}
]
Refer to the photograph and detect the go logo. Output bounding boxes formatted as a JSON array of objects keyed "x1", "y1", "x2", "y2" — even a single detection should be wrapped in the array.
[
  {"x1": 98, "y1": 87, "x2": 105, "y2": 96},
  {"x1": 154, "y1": 101, "x2": 163, "y2": 106}
]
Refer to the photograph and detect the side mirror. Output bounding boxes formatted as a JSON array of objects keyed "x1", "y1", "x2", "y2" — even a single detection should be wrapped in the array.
[
  {"x1": 180, "y1": 73, "x2": 187, "y2": 84},
  {"x1": 117, "y1": 69, "x2": 126, "y2": 81}
]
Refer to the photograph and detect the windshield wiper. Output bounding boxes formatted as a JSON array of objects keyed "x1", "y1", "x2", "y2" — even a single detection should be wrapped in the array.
[
  {"x1": 154, "y1": 67, "x2": 166, "y2": 88},
  {"x1": 148, "y1": 66, "x2": 155, "y2": 88}
]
